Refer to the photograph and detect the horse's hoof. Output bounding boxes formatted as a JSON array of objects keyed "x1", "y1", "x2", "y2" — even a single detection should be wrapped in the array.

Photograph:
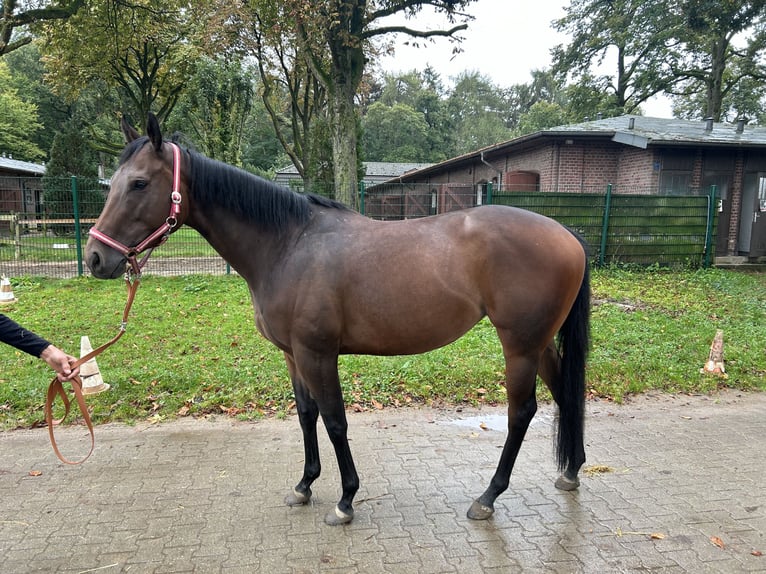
[
  {"x1": 555, "y1": 474, "x2": 580, "y2": 491},
  {"x1": 324, "y1": 505, "x2": 354, "y2": 526},
  {"x1": 467, "y1": 500, "x2": 494, "y2": 520},
  {"x1": 285, "y1": 487, "x2": 312, "y2": 506}
]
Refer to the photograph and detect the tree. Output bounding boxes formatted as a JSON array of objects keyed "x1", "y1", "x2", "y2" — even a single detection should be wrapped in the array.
[
  {"x1": 362, "y1": 101, "x2": 430, "y2": 162},
  {"x1": 42, "y1": 117, "x2": 104, "y2": 233},
  {"x1": 0, "y1": 0, "x2": 84, "y2": 56},
  {"x1": 243, "y1": 0, "x2": 476, "y2": 208},
  {"x1": 514, "y1": 101, "x2": 571, "y2": 136},
  {"x1": 39, "y1": 0, "x2": 201, "y2": 139},
  {"x1": 170, "y1": 57, "x2": 256, "y2": 166},
  {"x1": 364, "y1": 68, "x2": 452, "y2": 162},
  {"x1": 447, "y1": 71, "x2": 511, "y2": 154},
  {"x1": 552, "y1": 0, "x2": 676, "y2": 115},
  {"x1": 241, "y1": 2, "x2": 332, "y2": 189},
  {"x1": 3, "y1": 43, "x2": 68, "y2": 155},
  {"x1": 505, "y1": 69, "x2": 567, "y2": 130},
  {"x1": 0, "y1": 58, "x2": 44, "y2": 160},
  {"x1": 667, "y1": 0, "x2": 766, "y2": 121}
]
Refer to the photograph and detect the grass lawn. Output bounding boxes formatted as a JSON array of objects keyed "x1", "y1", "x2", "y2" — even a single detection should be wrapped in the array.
[{"x1": 0, "y1": 267, "x2": 764, "y2": 429}]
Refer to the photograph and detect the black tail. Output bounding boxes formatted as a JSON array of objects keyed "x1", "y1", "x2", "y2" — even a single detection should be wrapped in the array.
[{"x1": 554, "y1": 237, "x2": 590, "y2": 472}]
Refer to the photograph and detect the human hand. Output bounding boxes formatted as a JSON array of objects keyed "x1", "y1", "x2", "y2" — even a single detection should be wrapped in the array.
[{"x1": 40, "y1": 345, "x2": 80, "y2": 382}]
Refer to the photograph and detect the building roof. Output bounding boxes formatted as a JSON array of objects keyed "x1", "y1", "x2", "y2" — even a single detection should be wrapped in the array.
[
  {"x1": 0, "y1": 156, "x2": 45, "y2": 176},
  {"x1": 391, "y1": 115, "x2": 766, "y2": 182},
  {"x1": 274, "y1": 161, "x2": 433, "y2": 184},
  {"x1": 546, "y1": 115, "x2": 766, "y2": 149}
]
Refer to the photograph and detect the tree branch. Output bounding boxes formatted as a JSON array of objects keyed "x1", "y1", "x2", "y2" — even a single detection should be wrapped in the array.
[{"x1": 361, "y1": 22, "x2": 467, "y2": 41}]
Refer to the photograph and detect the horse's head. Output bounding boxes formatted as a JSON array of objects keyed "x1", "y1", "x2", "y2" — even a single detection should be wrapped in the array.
[{"x1": 86, "y1": 114, "x2": 187, "y2": 279}]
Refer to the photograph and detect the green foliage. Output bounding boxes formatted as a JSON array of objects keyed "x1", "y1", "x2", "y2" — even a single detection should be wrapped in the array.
[
  {"x1": 552, "y1": 0, "x2": 676, "y2": 115},
  {"x1": 447, "y1": 71, "x2": 512, "y2": 154},
  {"x1": 362, "y1": 102, "x2": 431, "y2": 162},
  {"x1": 0, "y1": 269, "x2": 763, "y2": 429},
  {"x1": 39, "y1": 0, "x2": 202, "y2": 126},
  {"x1": 0, "y1": 59, "x2": 44, "y2": 161},
  {"x1": 42, "y1": 120, "x2": 104, "y2": 232},
  {"x1": 169, "y1": 56, "x2": 256, "y2": 166},
  {"x1": 3, "y1": 44, "x2": 69, "y2": 156},
  {"x1": 667, "y1": 0, "x2": 766, "y2": 121},
  {"x1": 513, "y1": 101, "x2": 571, "y2": 136},
  {"x1": 362, "y1": 69, "x2": 454, "y2": 163},
  {"x1": 0, "y1": 0, "x2": 85, "y2": 56}
]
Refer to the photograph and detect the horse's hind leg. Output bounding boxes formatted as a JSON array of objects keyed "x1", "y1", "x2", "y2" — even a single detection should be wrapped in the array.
[
  {"x1": 538, "y1": 341, "x2": 585, "y2": 491},
  {"x1": 468, "y1": 345, "x2": 539, "y2": 520},
  {"x1": 283, "y1": 353, "x2": 322, "y2": 507}
]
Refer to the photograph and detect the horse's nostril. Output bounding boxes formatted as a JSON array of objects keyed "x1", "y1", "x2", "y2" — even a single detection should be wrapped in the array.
[{"x1": 89, "y1": 251, "x2": 100, "y2": 270}]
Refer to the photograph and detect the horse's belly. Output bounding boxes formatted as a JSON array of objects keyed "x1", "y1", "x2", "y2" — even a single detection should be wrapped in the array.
[{"x1": 340, "y1": 300, "x2": 483, "y2": 356}]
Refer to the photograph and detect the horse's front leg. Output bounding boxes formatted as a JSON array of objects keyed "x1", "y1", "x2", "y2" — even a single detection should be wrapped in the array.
[
  {"x1": 294, "y1": 346, "x2": 359, "y2": 525},
  {"x1": 283, "y1": 353, "x2": 321, "y2": 507}
]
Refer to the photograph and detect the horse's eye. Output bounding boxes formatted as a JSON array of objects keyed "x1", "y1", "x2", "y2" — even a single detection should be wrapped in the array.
[{"x1": 132, "y1": 180, "x2": 148, "y2": 190}]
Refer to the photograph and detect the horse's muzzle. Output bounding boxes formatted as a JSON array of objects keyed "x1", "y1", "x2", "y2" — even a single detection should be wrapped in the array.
[{"x1": 85, "y1": 241, "x2": 127, "y2": 279}]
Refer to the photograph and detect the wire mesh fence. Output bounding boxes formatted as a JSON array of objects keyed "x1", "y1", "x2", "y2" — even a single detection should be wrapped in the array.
[{"x1": 0, "y1": 176, "x2": 718, "y2": 279}]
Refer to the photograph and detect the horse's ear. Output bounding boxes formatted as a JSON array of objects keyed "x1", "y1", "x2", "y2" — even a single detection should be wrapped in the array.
[
  {"x1": 120, "y1": 115, "x2": 141, "y2": 143},
  {"x1": 146, "y1": 112, "x2": 163, "y2": 153}
]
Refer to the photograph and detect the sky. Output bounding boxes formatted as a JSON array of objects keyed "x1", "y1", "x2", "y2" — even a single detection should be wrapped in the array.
[{"x1": 377, "y1": 0, "x2": 673, "y2": 118}]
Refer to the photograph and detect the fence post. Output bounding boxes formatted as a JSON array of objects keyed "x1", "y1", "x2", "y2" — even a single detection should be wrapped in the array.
[
  {"x1": 704, "y1": 185, "x2": 717, "y2": 269},
  {"x1": 13, "y1": 212, "x2": 20, "y2": 260},
  {"x1": 598, "y1": 183, "x2": 613, "y2": 267},
  {"x1": 71, "y1": 176, "x2": 84, "y2": 277},
  {"x1": 359, "y1": 181, "x2": 366, "y2": 215}
]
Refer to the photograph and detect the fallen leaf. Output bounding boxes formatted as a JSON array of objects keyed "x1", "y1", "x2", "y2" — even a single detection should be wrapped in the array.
[
  {"x1": 650, "y1": 532, "x2": 666, "y2": 540},
  {"x1": 476, "y1": 388, "x2": 487, "y2": 395},
  {"x1": 681, "y1": 416, "x2": 692, "y2": 420},
  {"x1": 710, "y1": 536, "x2": 725, "y2": 549},
  {"x1": 372, "y1": 399, "x2": 383, "y2": 410},
  {"x1": 752, "y1": 550, "x2": 762, "y2": 557},
  {"x1": 584, "y1": 465, "x2": 615, "y2": 476},
  {"x1": 28, "y1": 470, "x2": 42, "y2": 477},
  {"x1": 479, "y1": 422, "x2": 489, "y2": 431},
  {"x1": 177, "y1": 405, "x2": 190, "y2": 416}
]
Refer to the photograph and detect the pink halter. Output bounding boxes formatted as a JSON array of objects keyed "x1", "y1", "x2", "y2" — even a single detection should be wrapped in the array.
[{"x1": 89, "y1": 143, "x2": 182, "y2": 275}]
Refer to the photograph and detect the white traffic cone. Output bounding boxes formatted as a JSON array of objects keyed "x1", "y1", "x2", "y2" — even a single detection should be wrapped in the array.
[
  {"x1": 80, "y1": 336, "x2": 110, "y2": 395},
  {"x1": 0, "y1": 276, "x2": 17, "y2": 305}
]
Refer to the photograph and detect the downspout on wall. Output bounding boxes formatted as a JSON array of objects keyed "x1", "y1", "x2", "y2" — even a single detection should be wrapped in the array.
[{"x1": 480, "y1": 151, "x2": 503, "y2": 189}]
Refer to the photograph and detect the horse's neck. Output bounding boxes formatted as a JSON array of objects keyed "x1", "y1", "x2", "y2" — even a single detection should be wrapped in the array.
[{"x1": 185, "y1": 207, "x2": 285, "y2": 282}]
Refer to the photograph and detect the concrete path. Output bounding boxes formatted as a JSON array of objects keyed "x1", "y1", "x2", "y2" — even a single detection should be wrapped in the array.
[{"x1": 0, "y1": 391, "x2": 763, "y2": 573}]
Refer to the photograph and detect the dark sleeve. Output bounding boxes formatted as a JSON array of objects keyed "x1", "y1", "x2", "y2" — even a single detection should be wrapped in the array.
[{"x1": 0, "y1": 313, "x2": 51, "y2": 357}]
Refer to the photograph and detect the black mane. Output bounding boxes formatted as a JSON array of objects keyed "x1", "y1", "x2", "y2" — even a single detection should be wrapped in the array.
[{"x1": 119, "y1": 137, "x2": 349, "y2": 229}]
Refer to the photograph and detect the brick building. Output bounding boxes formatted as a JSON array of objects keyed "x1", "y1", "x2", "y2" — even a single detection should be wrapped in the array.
[{"x1": 376, "y1": 115, "x2": 766, "y2": 260}]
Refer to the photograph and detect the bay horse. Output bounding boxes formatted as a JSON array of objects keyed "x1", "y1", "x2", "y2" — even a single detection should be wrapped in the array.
[{"x1": 85, "y1": 114, "x2": 590, "y2": 526}]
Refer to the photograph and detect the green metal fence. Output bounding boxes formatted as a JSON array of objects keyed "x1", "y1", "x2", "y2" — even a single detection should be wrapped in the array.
[
  {"x1": 491, "y1": 185, "x2": 718, "y2": 268},
  {"x1": 0, "y1": 176, "x2": 718, "y2": 279}
]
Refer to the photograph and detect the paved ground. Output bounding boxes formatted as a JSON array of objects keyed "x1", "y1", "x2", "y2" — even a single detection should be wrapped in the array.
[{"x1": 0, "y1": 390, "x2": 764, "y2": 573}]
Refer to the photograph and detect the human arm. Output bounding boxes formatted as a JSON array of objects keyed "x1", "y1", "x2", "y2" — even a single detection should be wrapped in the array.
[{"x1": 1, "y1": 313, "x2": 79, "y2": 381}]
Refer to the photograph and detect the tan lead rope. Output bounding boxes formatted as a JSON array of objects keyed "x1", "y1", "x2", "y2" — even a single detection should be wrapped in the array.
[{"x1": 45, "y1": 273, "x2": 140, "y2": 465}]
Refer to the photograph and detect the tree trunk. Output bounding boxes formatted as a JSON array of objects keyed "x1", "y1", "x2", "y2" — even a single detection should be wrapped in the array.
[
  {"x1": 706, "y1": 37, "x2": 729, "y2": 121},
  {"x1": 330, "y1": 83, "x2": 359, "y2": 209}
]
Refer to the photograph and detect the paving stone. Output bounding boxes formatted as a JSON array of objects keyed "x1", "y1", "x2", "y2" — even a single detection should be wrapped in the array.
[{"x1": 0, "y1": 390, "x2": 764, "y2": 573}]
